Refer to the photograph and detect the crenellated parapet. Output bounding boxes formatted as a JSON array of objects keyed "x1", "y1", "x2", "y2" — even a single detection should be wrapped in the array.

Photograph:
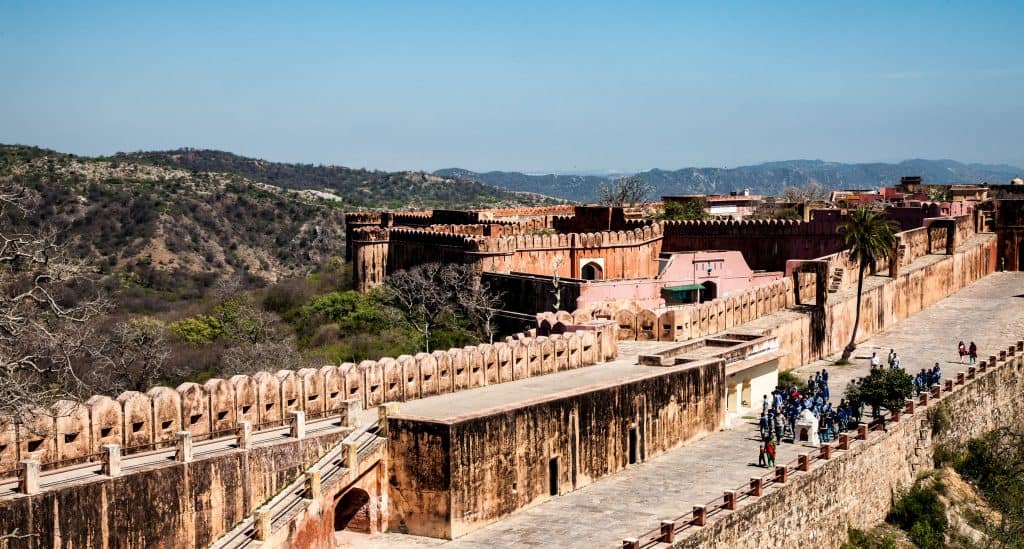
[
  {"x1": 0, "y1": 321, "x2": 619, "y2": 472},
  {"x1": 559, "y1": 276, "x2": 793, "y2": 342}
]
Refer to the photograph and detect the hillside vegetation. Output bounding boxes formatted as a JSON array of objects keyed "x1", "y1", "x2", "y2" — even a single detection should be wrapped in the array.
[
  {"x1": 0, "y1": 145, "x2": 523, "y2": 402},
  {"x1": 120, "y1": 148, "x2": 560, "y2": 210}
]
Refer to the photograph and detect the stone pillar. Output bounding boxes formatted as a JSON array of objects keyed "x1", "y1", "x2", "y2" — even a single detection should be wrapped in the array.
[
  {"x1": 944, "y1": 379, "x2": 953, "y2": 392},
  {"x1": 378, "y1": 402, "x2": 399, "y2": 437},
  {"x1": 236, "y1": 421, "x2": 252, "y2": 450},
  {"x1": 956, "y1": 372, "x2": 965, "y2": 385},
  {"x1": 820, "y1": 443, "x2": 832, "y2": 460},
  {"x1": 967, "y1": 367, "x2": 976, "y2": 379},
  {"x1": 749, "y1": 477, "x2": 763, "y2": 496},
  {"x1": 254, "y1": 510, "x2": 271, "y2": 541},
  {"x1": 905, "y1": 399, "x2": 915, "y2": 414},
  {"x1": 691, "y1": 505, "x2": 707, "y2": 526},
  {"x1": 857, "y1": 425, "x2": 868, "y2": 440},
  {"x1": 290, "y1": 411, "x2": 306, "y2": 440},
  {"x1": 723, "y1": 490, "x2": 737, "y2": 510},
  {"x1": 18, "y1": 460, "x2": 40, "y2": 495},
  {"x1": 837, "y1": 434, "x2": 850, "y2": 450},
  {"x1": 175, "y1": 431, "x2": 193, "y2": 463},
  {"x1": 919, "y1": 392, "x2": 929, "y2": 407},
  {"x1": 798, "y1": 454, "x2": 810, "y2": 471},
  {"x1": 344, "y1": 440, "x2": 359, "y2": 472},
  {"x1": 101, "y1": 444, "x2": 121, "y2": 477},
  {"x1": 622, "y1": 539, "x2": 639, "y2": 549},
  {"x1": 341, "y1": 398, "x2": 362, "y2": 428},
  {"x1": 775, "y1": 466, "x2": 788, "y2": 483},
  {"x1": 304, "y1": 471, "x2": 321, "y2": 500},
  {"x1": 660, "y1": 520, "x2": 675, "y2": 542}
]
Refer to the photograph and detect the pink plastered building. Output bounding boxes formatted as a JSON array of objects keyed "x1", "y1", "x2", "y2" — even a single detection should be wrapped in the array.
[{"x1": 574, "y1": 250, "x2": 782, "y2": 311}]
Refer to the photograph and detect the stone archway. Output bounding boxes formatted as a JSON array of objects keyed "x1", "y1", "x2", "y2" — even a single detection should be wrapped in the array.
[
  {"x1": 334, "y1": 488, "x2": 371, "y2": 533},
  {"x1": 581, "y1": 261, "x2": 604, "y2": 281}
]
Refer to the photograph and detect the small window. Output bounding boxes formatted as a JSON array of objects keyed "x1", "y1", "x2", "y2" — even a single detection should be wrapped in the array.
[
  {"x1": 329, "y1": 392, "x2": 339, "y2": 400},
  {"x1": 286, "y1": 398, "x2": 297, "y2": 407},
  {"x1": 27, "y1": 439, "x2": 43, "y2": 452},
  {"x1": 64, "y1": 433, "x2": 79, "y2": 444},
  {"x1": 217, "y1": 411, "x2": 228, "y2": 421},
  {"x1": 100, "y1": 427, "x2": 113, "y2": 438},
  {"x1": 161, "y1": 420, "x2": 173, "y2": 430},
  {"x1": 189, "y1": 414, "x2": 203, "y2": 425},
  {"x1": 241, "y1": 405, "x2": 252, "y2": 415},
  {"x1": 132, "y1": 421, "x2": 145, "y2": 433}
]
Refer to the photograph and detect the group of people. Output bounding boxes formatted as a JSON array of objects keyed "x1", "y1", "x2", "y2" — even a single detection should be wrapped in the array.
[
  {"x1": 913, "y1": 363, "x2": 943, "y2": 394},
  {"x1": 756, "y1": 369, "x2": 864, "y2": 468},
  {"x1": 754, "y1": 339, "x2": 974, "y2": 467},
  {"x1": 958, "y1": 341, "x2": 979, "y2": 364}
]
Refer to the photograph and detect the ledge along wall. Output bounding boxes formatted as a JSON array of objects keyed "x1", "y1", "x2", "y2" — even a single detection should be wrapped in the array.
[
  {"x1": 386, "y1": 357, "x2": 735, "y2": 539},
  {"x1": 0, "y1": 429, "x2": 350, "y2": 549},
  {"x1": 667, "y1": 342, "x2": 1024, "y2": 549}
]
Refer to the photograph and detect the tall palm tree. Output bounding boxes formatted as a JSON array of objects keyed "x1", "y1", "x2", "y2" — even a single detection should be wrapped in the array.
[{"x1": 838, "y1": 207, "x2": 898, "y2": 361}]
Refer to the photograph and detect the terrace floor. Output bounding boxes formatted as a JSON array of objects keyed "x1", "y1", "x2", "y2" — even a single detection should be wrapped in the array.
[{"x1": 350, "y1": 271, "x2": 1024, "y2": 549}]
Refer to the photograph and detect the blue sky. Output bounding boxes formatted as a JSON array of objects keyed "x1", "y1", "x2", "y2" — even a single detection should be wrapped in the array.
[{"x1": 2, "y1": 1, "x2": 1022, "y2": 172}]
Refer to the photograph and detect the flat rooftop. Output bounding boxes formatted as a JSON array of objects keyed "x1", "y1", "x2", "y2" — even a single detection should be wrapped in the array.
[
  {"x1": 393, "y1": 341, "x2": 678, "y2": 422},
  {"x1": 394, "y1": 335, "x2": 780, "y2": 423}
]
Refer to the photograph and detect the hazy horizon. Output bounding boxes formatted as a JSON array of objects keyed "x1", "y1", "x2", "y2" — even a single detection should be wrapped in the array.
[{"x1": 3, "y1": 1, "x2": 1023, "y2": 173}]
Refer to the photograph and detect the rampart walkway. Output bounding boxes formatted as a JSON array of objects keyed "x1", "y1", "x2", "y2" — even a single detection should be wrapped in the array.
[{"x1": 365, "y1": 271, "x2": 1024, "y2": 548}]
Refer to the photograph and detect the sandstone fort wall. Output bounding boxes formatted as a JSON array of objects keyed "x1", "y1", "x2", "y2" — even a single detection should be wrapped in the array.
[
  {"x1": 388, "y1": 358, "x2": 727, "y2": 539},
  {"x1": 666, "y1": 341, "x2": 1024, "y2": 548},
  {"x1": 0, "y1": 429, "x2": 350, "y2": 549}
]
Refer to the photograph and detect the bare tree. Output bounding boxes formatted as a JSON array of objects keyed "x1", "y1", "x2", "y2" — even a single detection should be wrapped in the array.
[
  {"x1": 780, "y1": 181, "x2": 830, "y2": 203},
  {"x1": 89, "y1": 317, "x2": 174, "y2": 392},
  {"x1": 458, "y1": 280, "x2": 504, "y2": 344},
  {"x1": 223, "y1": 339, "x2": 308, "y2": 375},
  {"x1": 598, "y1": 176, "x2": 653, "y2": 207},
  {"x1": 0, "y1": 186, "x2": 110, "y2": 428},
  {"x1": 384, "y1": 263, "x2": 500, "y2": 352},
  {"x1": 384, "y1": 264, "x2": 462, "y2": 353}
]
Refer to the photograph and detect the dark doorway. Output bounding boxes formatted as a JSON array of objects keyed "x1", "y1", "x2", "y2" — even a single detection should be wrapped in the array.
[
  {"x1": 701, "y1": 280, "x2": 718, "y2": 301},
  {"x1": 581, "y1": 262, "x2": 604, "y2": 281},
  {"x1": 628, "y1": 426, "x2": 638, "y2": 465},
  {"x1": 334, "y1": 488, "x2": 371, "y2": 533},
  {"x1": 548, "y1": 457, "x2": 559, "y2": 496}
]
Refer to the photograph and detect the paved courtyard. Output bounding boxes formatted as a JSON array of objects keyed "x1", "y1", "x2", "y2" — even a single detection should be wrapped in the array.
[{"x1": 349, "y1": 272, "x2": 1024, "y2": 549}]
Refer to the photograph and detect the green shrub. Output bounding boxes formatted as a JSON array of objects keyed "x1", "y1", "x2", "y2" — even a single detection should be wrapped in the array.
[
  {"x1": 777, "y1": 370, "x2": 808, "y2": 393},
  {"x1": 928, "y1": 405, "x2": 950, "y2": 436},
  {"x1": 842, "y1": 527, "x2": 897, "y2": 549},
  {"x1": 170, "y1": 315, "x2": 224, "y2": 344},
  {"x1": 886, "y1": 483, "x2": 947, "y2": 549}
]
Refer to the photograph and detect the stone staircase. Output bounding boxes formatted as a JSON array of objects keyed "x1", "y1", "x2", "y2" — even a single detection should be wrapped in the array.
[
  {"x1": 910, "y1": 415, "x2": 932, "y2": 475},
  {"x1": 827, "y1": 266, "x2": 845, "y2": 293},
  {"x1": 212, "y1": 423, "x2": 383, "y2": 549}
]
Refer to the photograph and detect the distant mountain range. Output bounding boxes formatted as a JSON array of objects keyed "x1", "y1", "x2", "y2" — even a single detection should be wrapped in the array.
[{"x1": 436, "y1": 159, "x2": 1023, "y2": 203}]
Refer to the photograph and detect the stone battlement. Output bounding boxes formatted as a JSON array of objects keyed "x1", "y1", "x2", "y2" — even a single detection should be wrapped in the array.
[{"x1": 0, "y1": 322, "x2": 617, "y2": 472}]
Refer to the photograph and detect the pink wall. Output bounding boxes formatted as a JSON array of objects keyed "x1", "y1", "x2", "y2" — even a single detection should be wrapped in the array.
[{"x1": 575, "y1": 250, "x2": 782, "y2": 310}]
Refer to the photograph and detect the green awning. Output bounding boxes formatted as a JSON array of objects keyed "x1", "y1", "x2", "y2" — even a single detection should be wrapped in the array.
[{"x1": 663, "y1": 284, "x2": 703, "y2": 292}]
